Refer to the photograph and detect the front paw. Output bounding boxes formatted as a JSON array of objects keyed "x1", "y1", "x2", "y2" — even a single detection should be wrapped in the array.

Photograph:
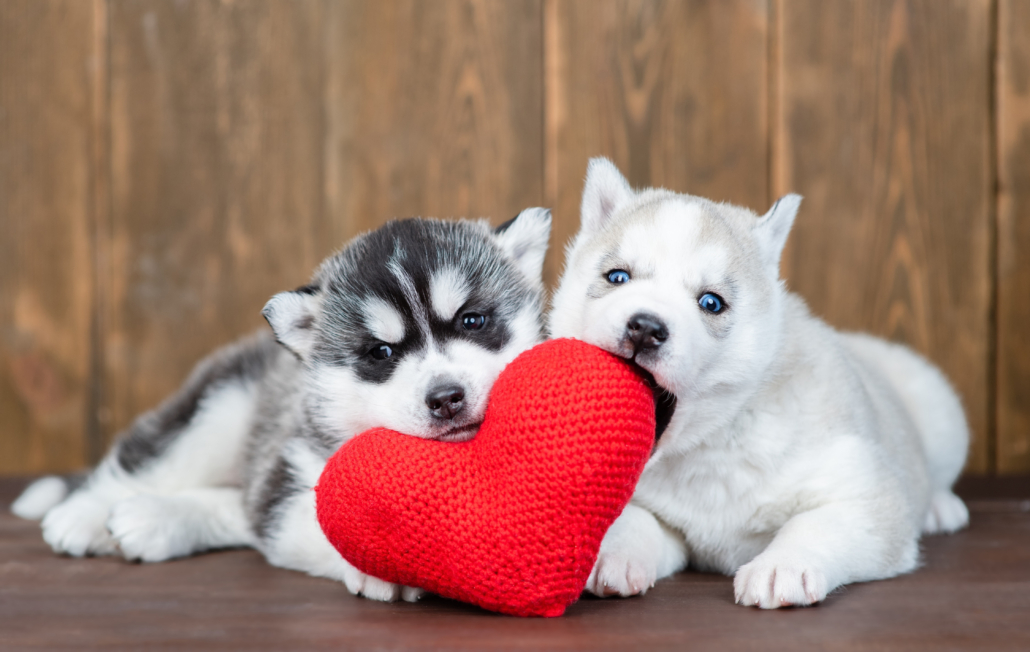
[
  {"x1": 41, "y1": 491, "x2": 118, "y2": 557},
  {"x1": 585, "y1": 547, "x2": 656, "y2": 598},
  {"x1": 357, "y1": 575, "x2": 424, "y2": 603},
  {"x1": 108, "y1": 494, "x2": 193, "y2": 562},
  {"x1": 733, "y1": 553, "x2": 828, "y2": 609},
  {"x1": 334, "y1": 558, "x2": 423, "y2": 603}
]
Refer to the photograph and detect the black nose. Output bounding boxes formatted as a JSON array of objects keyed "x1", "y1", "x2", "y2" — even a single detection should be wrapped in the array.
[
  {"x1": 426, "y1": 385, "x2": 465, "y2": 420},
  {"x1": 626, "y1": 313, "x2": 668, "y2": 353}
]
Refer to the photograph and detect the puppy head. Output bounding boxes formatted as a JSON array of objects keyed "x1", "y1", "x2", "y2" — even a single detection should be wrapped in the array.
[
  {"x1": 551, "y1": 158, "x2": 800, "y2": 413},
  {"x1": 264, "y1": 209, "x2": 551, "y2": 443}
]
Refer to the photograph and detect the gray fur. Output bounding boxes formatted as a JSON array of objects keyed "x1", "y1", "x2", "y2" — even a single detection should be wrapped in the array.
[
  {"x1": 115, "y1": 332, "x2": 284, "y2": 473},
  {"x1": 17, "y1": 211, "x2": 551, "y2": 603}
]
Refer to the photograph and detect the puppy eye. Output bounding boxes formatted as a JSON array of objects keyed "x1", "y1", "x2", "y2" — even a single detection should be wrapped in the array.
[
  {"x1": 370, "y1": 344, "x2": 393, "y2": 360},
  {"x1": 461, "y1": 313, "x2": 488, "y2": 331},
  {"x1": 698, "y1": 292, "x2": 726, "y2": 314},
  {"x1": 607, "y1": 269, "x2": 631, "y2": 284}
]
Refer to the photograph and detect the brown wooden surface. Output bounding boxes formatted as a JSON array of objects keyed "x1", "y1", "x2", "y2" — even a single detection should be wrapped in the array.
[
  {"x1": 325, "y1": 0, "x2": 544, "y2": 241},
  {"x1": 0, "y1": 1, "x2": 98, "y2": 473},
  {"x1": 1, "y1": 1, "x2": 1029, "y2": 474},
  {"x1": 2, "y1": 478, "x2": 1029, "y2": 651},
  {"x1": 997, "y1": 0, "x2": 1030, "y2": 474},
  {"x1": 545, "y1": 0, "x2": 770, "y2": 284},
  {"x1": 774, "y1": 0, "x2": 994, "y2": 473},
  {"x1": 103, "y1": 0, "x2": 326, "y2": 445}
]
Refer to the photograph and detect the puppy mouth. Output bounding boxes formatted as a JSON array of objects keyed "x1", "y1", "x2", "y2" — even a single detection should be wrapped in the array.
[
  {"x1": 431, "y1": 422, "x2": 481, "y2": 443},
  {"x1": 626, "y1": 361, "x2": 677, "y2": 444}
]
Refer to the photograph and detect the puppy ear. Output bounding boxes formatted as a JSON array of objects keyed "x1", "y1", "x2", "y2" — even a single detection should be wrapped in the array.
[
  {"x1": 493, "y1": 207, "x2": 552, "y2": 289},
  {"x1": 262, "y1": 286, "x2": 322, "y2": 359},
  {"x1": 754, "y1": 194, "x2": 802, "y2": 275},
  {"x1": 580, "y1": 157, "x2": 633, "y2": 234}
]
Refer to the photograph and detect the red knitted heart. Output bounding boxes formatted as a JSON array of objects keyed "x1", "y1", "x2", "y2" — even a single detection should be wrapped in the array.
[{"x1": 315, "y1": 338, "x2": 655, "y2": 617}]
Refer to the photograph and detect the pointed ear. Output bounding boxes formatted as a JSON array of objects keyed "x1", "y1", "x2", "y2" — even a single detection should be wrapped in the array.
[
  {"x1": 493, "y1": 207, "x2": 552, "y2": 289},
  {"x1": 754, "y1": 194, "x2": 802, "y2": 275},
  {"x1": 262, "y1": 286, "x2": 322, "y2": 359},
  {"x1": 580, "y1": 157, "x2": 633, "y2": 235}
]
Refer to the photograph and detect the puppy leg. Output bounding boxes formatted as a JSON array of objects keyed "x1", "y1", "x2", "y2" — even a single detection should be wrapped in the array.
[
  {"x1": 923, "y1": 490, "x2": 969, "y2": 534},
  {"x1": 259, "y1": 486, "x2": 423, "y2": 603},
  {"x1": 107, "y1": 488, "x2": 254, "y2": 562},
  {"x1": 38, "y1": 334, "x2": 276, "y2": 558},
  {"x1": 734, "y1": 501, "x2": 918, "y2": 609},
  {"x1": 41, "y1": 459, "x2": 131, "y2": 556},
  {"x1": 586, "y1": 503, "x2": 688, "y2": 597}
]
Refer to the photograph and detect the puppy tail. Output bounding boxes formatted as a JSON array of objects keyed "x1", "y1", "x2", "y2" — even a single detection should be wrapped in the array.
[{"x1": 10, "y1": 473, "x2": 85, "y2": 520}]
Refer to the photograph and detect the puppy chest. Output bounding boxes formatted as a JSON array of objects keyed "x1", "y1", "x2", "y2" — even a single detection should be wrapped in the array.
[{"x1": 635, "y1": 461, "x2": 784, "y2": 573}]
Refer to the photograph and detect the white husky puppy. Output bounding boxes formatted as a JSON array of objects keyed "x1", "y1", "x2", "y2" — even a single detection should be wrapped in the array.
[{"x1": 550, "y1": 158, "x2": 969, "y2": 608}]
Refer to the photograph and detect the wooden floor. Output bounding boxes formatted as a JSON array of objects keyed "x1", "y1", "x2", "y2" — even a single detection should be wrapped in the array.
[{"x1": 2, "y1": 478, "x2": 1029, "y2": 651}]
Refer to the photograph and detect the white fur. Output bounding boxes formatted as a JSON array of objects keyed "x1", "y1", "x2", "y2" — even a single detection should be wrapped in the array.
[
  {"x1": 310, "y1": 304, "x2": 540, "y2": 441},
  {"x1": 579, "y1": 157, "x2": 633, "y2": 236},
  {"x1": 41, "y1": 458, "x2": 131, "y2": 557},
  {"x1": 107, "y1": 488, "x2": 253, "y2": 562},
  {"x1": 41, "y1": 381, "x2": 256, "y2": 558},
  {"x1": 363, "y1": 296, "x2": 406, "y2": 343},
  {"x1": 551, "y1": 158, "x2": 970, "y2": 609},
  {"x1": 261, "y1": 439, "x2": 424, "y2": 602},
  {"x1": 494, "y1": 207, "x2": 552, "y2": 291},
  {"x1": 24, "y1": 212, "x2": 553, "y2": 606},
  {"x1": 11, "y1": 476, "x2": 68, "y2": 520},
  {"x1": 263, "y1": 291, "x2": 321, "y2": 358},
  {"x1": 429, "y1": 267, "x2": 470, "y2": 321}
]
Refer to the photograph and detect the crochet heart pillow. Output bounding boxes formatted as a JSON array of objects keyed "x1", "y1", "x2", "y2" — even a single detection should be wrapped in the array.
[{"x1": 315, "y1": 338, "x2": 655, "y2": 617}]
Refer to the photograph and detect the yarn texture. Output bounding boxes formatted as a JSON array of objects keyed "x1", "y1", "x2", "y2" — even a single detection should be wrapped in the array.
[{"x1": 315, "y1": 338, "x2": 656, "y2": 617}]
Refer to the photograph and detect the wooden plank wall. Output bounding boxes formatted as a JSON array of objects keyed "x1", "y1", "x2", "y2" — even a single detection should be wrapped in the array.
[{"x1": 0, "y1": 0, "x2": 1026, "y2": 475}]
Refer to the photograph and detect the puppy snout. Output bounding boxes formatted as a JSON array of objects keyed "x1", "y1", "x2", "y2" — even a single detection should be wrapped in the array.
[
  {"x1": 626, "y1": 313, "x2": 668, "y2": 353},
  {"x1": 426, "y1": 384, "x2": 465, "y2": 420}
]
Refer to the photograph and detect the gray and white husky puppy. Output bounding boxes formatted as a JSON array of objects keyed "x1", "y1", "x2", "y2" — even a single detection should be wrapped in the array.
[
  {"x1": 13, "y1": 209, "x2": 552, "y2": 602},
  {"x1": 550, "y1": 158, "x2": 969, "y2": 609}
]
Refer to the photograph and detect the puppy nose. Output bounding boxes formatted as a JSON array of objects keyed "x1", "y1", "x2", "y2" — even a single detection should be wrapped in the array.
[
  {"x1": 626, "y1": 313, "x2": 668, "y2": 353},
  {"x1": 426, "y1": 384, "x2": 465, "y2": 420}
]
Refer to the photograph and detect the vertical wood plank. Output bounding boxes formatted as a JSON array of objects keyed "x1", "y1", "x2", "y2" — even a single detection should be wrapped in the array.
[
  {"x1": 997, "y1": 0, "x2": 1030, "y2": 474},
  {"x1": 104, "y1": 0, "x2": 325, "y2": 441},
  {"x1": 0, "y1": 1, "x2": 97, "y2": 473},
  {"x1": 324, "y1": 0, "x2": 544, "y2": 245},
  {"x1": 775, "y1": 0, "x2": 993, "y2": 472},
  {"x1": 546, "y1": 0, "x2": 771, "y2": 284}
]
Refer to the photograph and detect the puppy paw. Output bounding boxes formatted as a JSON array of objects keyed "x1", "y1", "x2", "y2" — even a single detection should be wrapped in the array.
[
  {"x1": 331, "y1": 557, "x2": 416, "y2": 602},
  {"x1": 401, "y1": 586, "x2": 425, "y2": 602},
  {"x1": 734, "y1": 554, "x2": 828, "y2": 609},
  {"x1": 349, "y1": 571, "x2": 421, "y2": 603},
  {"x1": 585, "y1": 549, "x2": 656, "y2": 597},
  {"x1": 108, "y1": 494, "x2": 196, "y2": 562},
  {"x1": 359, "y1": 575, "x2": 403, "y2": 601},
  {"x1": 923, "y1": 491, "x2": 969, "y2": 534},
  {"x1": 41, "y1": 490, "x2": 118, "y2": 557}
]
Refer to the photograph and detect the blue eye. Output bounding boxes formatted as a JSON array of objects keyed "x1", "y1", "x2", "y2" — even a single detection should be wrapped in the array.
[
  {"x1": 607, "y1": 269, "x2": 631, "y2": 284},
  {"x1": 698, "y1": 293, "x2": 725, "y2": 314},
  {"x1": 462, "y1": 313, "x2": 487, "y2": 330},
  {"x1": 370, "y1": 344, "x2": 393, "y2": 360}
]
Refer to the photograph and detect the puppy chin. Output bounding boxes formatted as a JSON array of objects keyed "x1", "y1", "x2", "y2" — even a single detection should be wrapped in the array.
[{"x1": 430, "y1": 422, "x2": 482, "y2": 443}]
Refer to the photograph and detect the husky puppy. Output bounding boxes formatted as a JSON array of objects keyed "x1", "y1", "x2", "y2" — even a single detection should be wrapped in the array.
[
  {"x1": 549, "y1": 158, "x2": 969, "y2": 609},
  {"x1": 13, "y1": 209, "x2": 551, "y2": 602}
]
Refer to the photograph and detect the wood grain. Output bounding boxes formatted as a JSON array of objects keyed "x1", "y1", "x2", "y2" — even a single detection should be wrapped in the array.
[
  {"x1": 324, "y1": 0, "x2": 544, "y2": 242},
  {"x1": 2, "y1": 477, "x2": 1029, "y2": 650},
  {"x1": 545, "y1": 0, "x2": 770, "y2": 284},
  {"x1": 996, "y1": 0, "x2": 1030, "y2": 474},
  {"x1": 103, "y1": 0, "x2": 325, "y2": 442},
  {"x1": 774, "y1": 0, "x2": 994, "y2": 472},
  {"x1": 0, "y1": 1, "x2": 1025, "y2": 475},
  {"x1": 0, "y1": 1, "x2": 98, "y2": 473}
]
